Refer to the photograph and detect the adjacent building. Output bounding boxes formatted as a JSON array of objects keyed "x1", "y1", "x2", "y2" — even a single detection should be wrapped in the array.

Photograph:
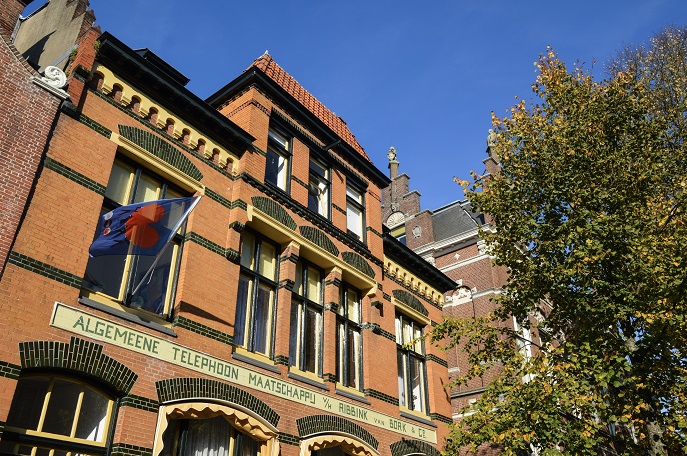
[
  {"x1": 381, "y1": 147, "x2": 510, "y2": 420},
  {"x1": 0, "y1": 2, "x2": 455, "y2": 456}
]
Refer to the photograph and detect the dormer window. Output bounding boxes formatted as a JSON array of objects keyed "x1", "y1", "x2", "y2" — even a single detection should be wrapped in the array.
[{"x1": 308, "y1": 158, "x2": 329, "y2": 218}]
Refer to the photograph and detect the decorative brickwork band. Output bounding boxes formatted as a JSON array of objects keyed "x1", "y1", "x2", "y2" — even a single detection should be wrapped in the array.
[
  {"x1": 19, "y1": 336, "x2": 137, "y2": 395},
  {"x1": 172, "y1": 315, "x2": 233, "y2": 346},
  {"x1": 252, "y1": 196, "x2": 297, "y2": 230},
  {"x1": 8, "y1": 251, "x2": 82, "y2": 289},
  {"x1": 118, "y1": 125, "x2": 203, "y2": 181},
  {"x1": 299, "y1": 226, "x2": 340, "y2": 257},
  {"x1": 44, "y1": 157, "x2": 107, "y2": 195},
  {"x1": 363, "y1": 388, "x2": 399, "y2": 406},
  {"x1": 428, "y1": 412, "x2": 452, "y2": 424},
  {"x1": 226, "y1": 248, "x2": 241, "y2": 264},
  {"x1": 185, "y1": 232, "x2": 226, "y2": 257},
  {"x1": 156, "y1": 378, "x2": 280, "y2": 427},
  {"x1": 274, "y1": 355, "x2": 290, "y2": 366},
  {"x1": 296, "y1": 415, "x2": 378, "y2": 450},
  {"x1": 392, "y1": 290, "x2": 428, "y2": 317},
  {"x1": 205, "y1": 187, "x2": 233, "y2": 209},
  {"x1": 120, "y1": 394, "x2": 160, "y2": 412},
  {"x1": 425, "y1": 354, "x2": 448, "y2": 368},
  {"x1": 0, "y1": 360, "x2": 21, "y2": 380},
  {"x1": 390, "y1": 439, "x2": 439, "y2": 456},
  {"x1": 341, "y1": 252, "x2": 375, "y2": 279},
  {"x1": 110, "y1": 443, "x2": 153, "y2": 456},
  {"x1": 278, "y1": 432, "x2": 301, "y2": 446},
  {"x1": 78, "y1": 113, "x2": 112, "y2": 138}
]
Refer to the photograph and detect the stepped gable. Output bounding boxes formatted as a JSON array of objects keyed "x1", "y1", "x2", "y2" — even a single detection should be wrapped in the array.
[{"x1": 248, "y1": 53, "x2": 371, "y2": 162}]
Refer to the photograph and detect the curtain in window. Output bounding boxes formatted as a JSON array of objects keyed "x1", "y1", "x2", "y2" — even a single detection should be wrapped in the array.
[{"x1": 184, "y1": 417, "x2": 229, "y2": 456}]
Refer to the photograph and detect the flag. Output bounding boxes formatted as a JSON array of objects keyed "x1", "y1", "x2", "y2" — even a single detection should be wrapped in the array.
[{"x1": 89, "y1": 196, "x2": 200, "y2": 257}]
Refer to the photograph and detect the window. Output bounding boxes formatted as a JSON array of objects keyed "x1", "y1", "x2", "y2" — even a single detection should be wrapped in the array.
[
  {"x1": 308, "y1": 158, "x2": 330, "y2": 218},
  {"x1": 265, "y1": 129, "x2": 290, "y2": 191},
  {"x1": 82, "y1": 158, "x2": 185, "y2": 319},
  {"x1": 289, "y1": 260, "x2": 324, "y2": 376},
  {"x1": 161, "y1": 416, "x2": 260, "y2": 456},
  {"x1": 337, "y1": 284, "x2": 362, "y2": 390},
  {"x1": 396, "y1": 313, "x2": 427, "y2": 413},
  {"x1": 0, "y1": 375, "x2": 114, "y2": 455},
  {"x1": 235, "y1": 231, "x2": 279, "y2": 356},
  {"x1": 346, "y1": 185, "x2": 365, "y2": 241}
]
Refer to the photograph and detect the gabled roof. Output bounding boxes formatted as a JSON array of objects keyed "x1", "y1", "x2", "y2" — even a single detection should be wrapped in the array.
[{"x1": 247, "y1": 53, "x2": 371, "y2": 162}]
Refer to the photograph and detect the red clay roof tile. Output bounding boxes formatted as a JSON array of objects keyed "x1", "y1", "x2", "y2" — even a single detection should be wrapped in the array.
[{"x1": 248, "y1": 53, "x2": 371, "y2": 162}]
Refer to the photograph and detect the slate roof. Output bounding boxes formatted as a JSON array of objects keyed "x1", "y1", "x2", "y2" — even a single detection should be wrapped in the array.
[
  {"x1": 247, "y1": 53, "x2": 371, "y2": 162},
  {"x1": 431, "y1": 200, "x2": 484, "y2": 242}
]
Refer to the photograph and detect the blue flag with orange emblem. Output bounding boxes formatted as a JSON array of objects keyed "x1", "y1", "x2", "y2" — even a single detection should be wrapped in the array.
[{"x1": 89, "y1": 196, "x2": 200, "y2": 257}]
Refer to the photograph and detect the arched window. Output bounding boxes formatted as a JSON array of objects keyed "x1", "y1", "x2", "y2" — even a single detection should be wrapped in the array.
[
  {"x1": 154, "y1": 403, "x2": 278, "y2": 456},
  {"x1": 0, "y1": 375, "x2": 114, "y2": 455}
]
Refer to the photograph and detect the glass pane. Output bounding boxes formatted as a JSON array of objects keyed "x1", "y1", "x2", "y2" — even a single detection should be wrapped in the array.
[
  {"x1": 268, "y1": 129, "x2": 288, "y2": 149},
  {"x1": 306, "y1": 267, "x2": 320, "y2": 302},
  {"x1": 346, "y1": 186, "x2": 361, "y2": 203},
  {"x1": 34, "y1": 448, "x2": 50, "y2": 456},
  {"x1": 128, "y1": 242, "x2": 176, "y2": 316},
  {"x1": 395, "y1": 316, "x2": 403, "y2": 344},
  {"x1": 160, "y1": 419, "x2": 180, "y2": 456},
  {"x1": 165, "y1": 188, "x2": 182, "y2": 200},
  {"x1": 82, "y1": 208, "x2": 127, "y2": 298},
  {"x1": 240, "y1": 232, "x2": 255, "y2": 270},
  {"x1": 42, "y1": 379, "x2": 81, "y2": 436},
  {"x1": 303, "y1": 306, "x2": 320, "y2": 373},
  {"x1": 348, "y1": 328, "x2": 361, "y2": 389},
  {"x1": 289, "y1": 302, "x2": 300, "y2": 366},
  {"x1": 336, "y1": 322, "x2": 344, "y2": 381},
  {"x1": 234, "y1": 276, "x2": 251, "y2": 347},
  {"x1": 105, "y1": 162, "x2": 132, "y2": 205},
  {"x1": 252, "y1": 284, "x2": 273, "y2": 355},
  {"x1": 266, "y1": 149, "x2": 288, "y2": 190},
  {"x1": 234, "y1": 430, "x2": 260, "y2": 456},
  {"x1": 294, "y1": 262, "x2": 303, "y2": 297},
  {"x1": 347, "y1": 203, "x2": 362, "y2": 238},
  {"x1": 133, "y1": 173, "x2": 160, "y2": 203},
  {"x1": 74, "y1": 387, "x2": 109, "y2": 442},
  {"x1": 347, "y1": 288, "x2": 360, "y2": 322},
  {"x1": 259, "y1": 242, "x2": 276, "y2": 280},
  {"x1": 410, "y1": 357, "x2": 425, "y2": 412},
  {"x1": 6, "y1": 377, "x2": 50, "y2": 430},
  {"x1": 397, "y1": 351, "x2": 406, "y2": 407},
  {"x1": 185, "y1": 416, "x2": 230, "y2": 456},
  {"x1": 413, "y1": 325, "x2": 423, "y2": 353},
  {"x1": 310, "y1": 159, "x2": 327, "y2": 179}
]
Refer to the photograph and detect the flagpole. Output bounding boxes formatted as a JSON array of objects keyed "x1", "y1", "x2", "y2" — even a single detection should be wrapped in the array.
[{"x1": 128, "y1": 196, "x2": 201, "y2": 300}]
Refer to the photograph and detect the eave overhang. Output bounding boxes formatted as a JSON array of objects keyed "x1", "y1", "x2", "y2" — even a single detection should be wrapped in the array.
[{"x1": 95, "y1": 32, "x2": 255, "y2": 155}]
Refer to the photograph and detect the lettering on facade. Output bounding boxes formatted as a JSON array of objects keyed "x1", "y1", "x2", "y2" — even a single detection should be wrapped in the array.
[{"x1": 53, "y1": 303, "x2": 437, "y2": 443}]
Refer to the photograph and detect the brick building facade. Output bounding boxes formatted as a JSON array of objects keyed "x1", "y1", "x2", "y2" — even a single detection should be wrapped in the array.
[{"x1": 0, "y1": 2, "x2": 456, "y2": 456}]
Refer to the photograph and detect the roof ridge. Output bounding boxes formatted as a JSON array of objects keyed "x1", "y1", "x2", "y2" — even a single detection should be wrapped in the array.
[{"x1": 246, "y1": 54, "x2": 371, "y2": 162}]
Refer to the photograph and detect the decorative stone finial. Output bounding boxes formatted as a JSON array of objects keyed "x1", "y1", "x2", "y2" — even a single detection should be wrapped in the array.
[
  {"x1": 486, "y1": 129, "x2": 500, "y2": 163},
  {"x1": 387, "y1": 146, "x2": 397, "y2": 162}
]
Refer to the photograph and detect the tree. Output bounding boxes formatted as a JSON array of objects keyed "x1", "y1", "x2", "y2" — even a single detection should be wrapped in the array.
[{"x1": 434, "y1": 28, "x2": 687, "y2": 456}]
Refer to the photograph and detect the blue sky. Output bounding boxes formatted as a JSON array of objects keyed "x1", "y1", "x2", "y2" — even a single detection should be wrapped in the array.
[{"x1": 28, "y1": 0, "x2": 687, "y2": 210}]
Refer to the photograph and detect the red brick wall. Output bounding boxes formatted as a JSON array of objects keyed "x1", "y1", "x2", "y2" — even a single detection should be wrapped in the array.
[{"x1": 0, "y1": 23, "x2": 61, "y2": 279}]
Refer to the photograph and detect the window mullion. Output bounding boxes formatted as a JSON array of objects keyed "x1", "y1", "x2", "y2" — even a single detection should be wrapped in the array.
[
  {"x1": 70, "y1": 387, "x2": 85, "y2": 438},
  {"x1": 36, "y1": 378, "x2": 54, "y2": 433}
]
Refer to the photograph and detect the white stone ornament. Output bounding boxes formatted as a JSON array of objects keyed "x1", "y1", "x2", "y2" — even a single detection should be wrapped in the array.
[{"x1": 41, "y1": 66, "x2": 68, "y2": 89}]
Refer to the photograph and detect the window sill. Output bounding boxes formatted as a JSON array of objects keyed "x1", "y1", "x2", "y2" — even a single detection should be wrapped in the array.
[
  {"x1": 232, "y1": 348, "x2": 280, "y2": 374},
  {"x1": 77, "y1": 296, "x2": 177, "y2": 337},
  {"x1": 399, "y1": 409, "x2": 437, "y2": 428},
  {"x1": 288, "y1": 369, "x2": 328, "y2": 390},
  {"x1": 335, "y1": 385, "x2": 370, "y2": 405}
]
